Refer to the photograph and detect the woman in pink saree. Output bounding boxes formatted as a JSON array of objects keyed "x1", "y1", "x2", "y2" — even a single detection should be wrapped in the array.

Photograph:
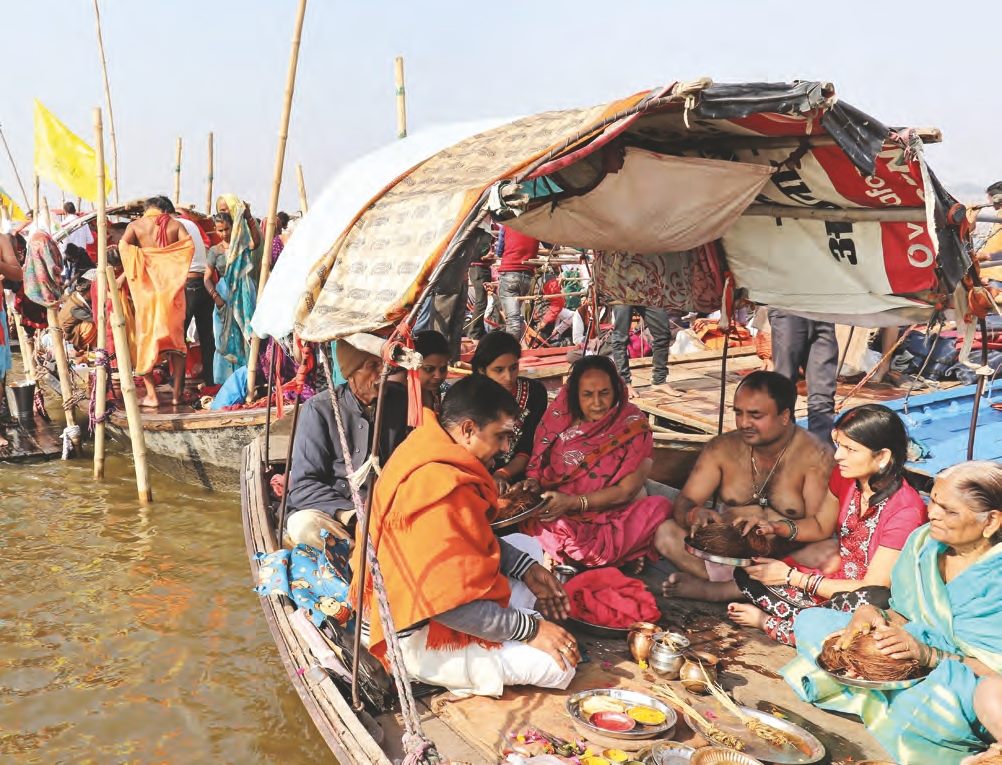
[{"x1": 524, "y1": 355, "x2": 673, "y2": 568}]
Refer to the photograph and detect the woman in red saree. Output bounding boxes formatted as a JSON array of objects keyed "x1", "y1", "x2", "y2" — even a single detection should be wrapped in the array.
[{"x1": 524, "y1": 355, "x2": 673, "y2": 568}]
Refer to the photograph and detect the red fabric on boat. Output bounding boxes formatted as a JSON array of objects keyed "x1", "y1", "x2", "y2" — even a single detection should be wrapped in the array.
[{"x1": 564, "y1": 567, "x2": 660, "y2": 628}]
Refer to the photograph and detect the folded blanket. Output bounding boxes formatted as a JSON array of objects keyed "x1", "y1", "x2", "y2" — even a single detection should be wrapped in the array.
[{"x1": 565, "y1": 567, "x2": 660, "y2": 628}]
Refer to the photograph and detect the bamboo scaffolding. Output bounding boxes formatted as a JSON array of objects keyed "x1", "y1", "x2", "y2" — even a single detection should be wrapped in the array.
[
  {"x1": 245, "y1": 0, "x2": 309, "y2": 402},
  {"x1": 173, "y1": 137, "x2": 182, "y2": 206},
  {"x1": 34, "y1": 175, "x2": 39, "y2": 221},
  {"x1": 106, "y1": 265, "x2": 152, "y2": 504},
  {"x1": 93, "y1": 108, "x2": 109, "y2": 479},
  {"x1": 206, "y1": 132, "x2": 214, "y2": 214},
  {"x1": 5, "y1": 291, "x2": 35, "y2": 379},
  {"x1": 394, "y1": 56, "x2": 407, "y2": 139},
  {"x1": 92, "y1": 0, "x2": 120, "y2": 203},
  {"x1": 296, "y1": 162, "x2": 308, "y2": 214},
  {"x1": 0, "y1": 123, "x2": 31, "y2": 210}
]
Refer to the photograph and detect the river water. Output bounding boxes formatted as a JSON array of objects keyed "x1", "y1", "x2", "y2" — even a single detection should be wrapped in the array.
[{"x1": 0, "y1": 453, "x2": 330, "y2": 764}]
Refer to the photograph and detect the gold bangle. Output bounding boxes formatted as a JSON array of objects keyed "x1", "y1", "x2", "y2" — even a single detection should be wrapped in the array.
[{"x1": 579, "y1": 494, "x2": 589, "y2": 513}]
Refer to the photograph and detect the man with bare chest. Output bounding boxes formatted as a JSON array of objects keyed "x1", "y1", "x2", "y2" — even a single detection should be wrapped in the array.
[{"x1": 654, "y1": 371, "x2": 834, "y2": 600}]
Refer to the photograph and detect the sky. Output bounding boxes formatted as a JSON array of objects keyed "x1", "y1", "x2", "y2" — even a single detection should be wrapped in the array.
[{"x1": 1, "y1": 0, "x2": 998, "y2": 215}]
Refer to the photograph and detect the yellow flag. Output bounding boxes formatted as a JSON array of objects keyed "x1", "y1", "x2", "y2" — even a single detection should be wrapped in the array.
[
  {"x1": 0, "y1": 187, "x2": 25, "y2": 220},
  {"x1": 33, "y1": 100, "x2": 112, "y2": 202}
]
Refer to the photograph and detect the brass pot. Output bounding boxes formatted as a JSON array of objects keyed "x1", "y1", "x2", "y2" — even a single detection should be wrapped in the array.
[
  {"x1": 626, "y1": 621, "x2": 659, "y2": 666},
  {"x1": 679, "y1": 651, "x2": 719, "y2": 694}
]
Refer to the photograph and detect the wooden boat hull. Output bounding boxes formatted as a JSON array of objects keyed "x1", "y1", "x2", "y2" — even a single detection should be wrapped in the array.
[
  {"x1": 109, "y1": 407, "x2": 268, "y2": 492},
  {"x1": 241, "y1": 435, "x2": 392, "y2": 764},
  {"x1": 651, "y1": 430, "x2": 713, "y2": 488}
]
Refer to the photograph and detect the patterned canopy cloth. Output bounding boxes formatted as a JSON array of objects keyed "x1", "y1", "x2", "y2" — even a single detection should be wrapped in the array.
[
  {"x1": 215, "y1": 195, "x2": 258, "y2": 371},
  {"x1": 23, "y1": 231, "x2": 64, "y2": 308},
  {"x1": 592, "y1": 244, "x2": 725, "y2": 312},
  {"x1": 525, "y1": 386, "x2": 671, "y2": 566},
  {"x1": 782, "y1": 524, "x2": 1002, "y2": 765}
]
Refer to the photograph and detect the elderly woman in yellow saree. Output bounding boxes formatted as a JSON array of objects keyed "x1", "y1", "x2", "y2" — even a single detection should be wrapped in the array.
[
  {"x1": 212, "y1": 194, "x2": 261, "y2": 381},
  {"x1": 782, "y1": 461, "x2": 1002, "y2": 765}
]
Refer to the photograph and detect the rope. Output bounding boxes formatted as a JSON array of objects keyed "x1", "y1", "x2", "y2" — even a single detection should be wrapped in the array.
[
  {"x1": 834, "y1": 324, "x2": 918, "y2": 413},
  {"x1": 87, "y1": 349, "x2": 117, "y2": 435},
  {"x1": 60, "y1": 424, "x2": 80, "y2": 459},
  {"x1": 318, "y1": 351, "x2": 440, "y2": 764}
]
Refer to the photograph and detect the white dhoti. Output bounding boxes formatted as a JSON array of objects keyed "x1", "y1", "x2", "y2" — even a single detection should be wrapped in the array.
[{"x1": 397, "y1": 533, "x2": 576, "y2": 697}]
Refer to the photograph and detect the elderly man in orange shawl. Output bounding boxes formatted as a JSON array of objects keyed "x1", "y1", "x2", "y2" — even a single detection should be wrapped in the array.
[
  {"x1": 351, "y1": 374, "x2": 579, "y2": 697},
  {"x1": 119, "y1": 196, "x2": 194, "y2": 408},
  {"x1": 524, "y1": 355, "x2": 674, "y2": 569}
]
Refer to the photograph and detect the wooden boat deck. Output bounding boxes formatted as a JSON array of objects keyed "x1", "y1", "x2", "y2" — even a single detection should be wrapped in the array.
[{"x1": 244, "y1": 435, "x2": 891, "y2": 765}]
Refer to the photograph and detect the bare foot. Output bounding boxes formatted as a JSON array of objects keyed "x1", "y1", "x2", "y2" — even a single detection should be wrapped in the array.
[
  {"x1": 622, "y1": 557, "x2": 646, "y2": 576},
  {"x1": 727, "y1": 603, "x2": 768, "y2": 630},
  {"x1": 649, "y1": 382, "x2": 684, "y2": 397},
  {"x1": 139, "y1": 397, "x2": 159, "y2": 410},
  {"x1": 662, "y1": 572, "x2": 733, "y2": 601}
]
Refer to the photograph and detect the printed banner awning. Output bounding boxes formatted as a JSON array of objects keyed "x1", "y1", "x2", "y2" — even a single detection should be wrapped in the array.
[{"x1": 253, "y1": 79, "x2": 969, "y2": 342}]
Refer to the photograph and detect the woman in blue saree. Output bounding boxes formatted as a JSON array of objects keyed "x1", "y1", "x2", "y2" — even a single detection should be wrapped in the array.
[{"x1": 783, "y1": 461, "x2": 1002, "y2": 765}]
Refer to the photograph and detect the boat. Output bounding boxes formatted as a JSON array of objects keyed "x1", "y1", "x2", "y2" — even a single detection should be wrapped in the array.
[
  {"x1": 108, "y1": 403, "x2": 268, "y2": 492},
  {"x1": 241, "y1": 76, "x2": 976, "y2": 762},
  {"x1": 241, "y1": 432, "x2": 892, "y2": 763}
]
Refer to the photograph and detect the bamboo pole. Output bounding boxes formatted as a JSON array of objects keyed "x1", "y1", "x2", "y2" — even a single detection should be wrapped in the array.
[
  {"x1": 394, "y1": 56, "x2": 407, "y2": 139},
  {"x1": 245, "y1": 0, "x2": 309, "y2": 402},
  {"x1": 34, "y1": 176, "x2": 40, "y2": 222},
  {"x1": 93, "y1": 108, "x2": 109, "y2": 479},
  {"x1": 744, "y1": 204, "x2": 926, "y2": 223},
  {"x1": 106, "y1": 265, "x2": 152, "y2": 504},
  {"x1": 173, "y1": 137, "x2": 182, "y2": 206},
  {"x1": 205, "y1": 132, "x2": 214, "y2": 214},
  {"x1": 91, "y1": 0, "x2": 120, "y2": 204},
  {"x1": 0, "y1": 123, "x2": 31, "y2": 211},
  {"x1": 45, "y1": 292, "x2": 79, "y2": 456},
  {"x1": 296, "y1": 162, "x2": 308, "y2": 214},
  {"x1": 4, "y1": 291, "x2": 34, "y2": 379}
]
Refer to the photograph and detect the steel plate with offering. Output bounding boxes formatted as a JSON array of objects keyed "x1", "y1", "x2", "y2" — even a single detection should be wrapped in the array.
[
  {"x1": 491, "y1": 486, "x2": 545, "y2": 529},
  {"x1": 567, "y1": 688, "x2": 678, "y2": 743},
  {"x1": 681, "y1": 705, "x2": 824, "y2": 764},
  {"x1": 815, "y1": 632, "x2": 929, "y2": 690},
  {"x1": 684, "y1": 523, "x2": 776, "y2": 567},
  {"x1": 683, "y1": 537, "x2": 753, "y2": 568}
]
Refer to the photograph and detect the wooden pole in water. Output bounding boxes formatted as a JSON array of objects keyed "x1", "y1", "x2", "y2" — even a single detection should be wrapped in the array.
[
  {"x1": 245, "y1": 0, "x2": 309, "y2": 402},
  {"x1": 0, "y1": 123, "x2": 31, "y2": 211},
  {"x1": 91, "y1": 0, "x2": 120, "y2": 204},
  {"x1": 394, "y1": 56, "x2": 407, "y2": 139},
  {"x1": 106, "y1": 265, "x2": 153, "y2": 504},
  {"x1": 205, "y1": 132, "x2": 214, "y2": 214},
  {"x1": 93, "y1": 108, "x2": 109, "y2": 479},
  {"x1": 5, "y1": 291, "x2": 35, "y2": 380},
  {"x1": 296, "y1": 162, "x2": 308, "y2": 214},
  {"x1": 173, "y1": 137, "x2": 182, "y2": 206}
]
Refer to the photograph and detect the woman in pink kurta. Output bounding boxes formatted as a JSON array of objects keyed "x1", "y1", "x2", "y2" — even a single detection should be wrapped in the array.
[{"x1": 524, "y1": 355, "x2": 672, "y2": 567}]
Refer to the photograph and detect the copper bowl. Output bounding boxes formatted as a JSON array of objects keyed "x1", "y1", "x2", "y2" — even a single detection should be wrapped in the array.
[{"x1": 679, "y1": 651, "x2": 719, "y2": 694}]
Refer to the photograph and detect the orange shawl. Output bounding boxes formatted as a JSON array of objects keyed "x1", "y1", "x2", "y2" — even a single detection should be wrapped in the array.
[
  {"x1": 350, "y1": 410, "x2": 511, "y2": 662},
  {"x1": 119, "y1": 237, "x2": 194, "y2": 375}
]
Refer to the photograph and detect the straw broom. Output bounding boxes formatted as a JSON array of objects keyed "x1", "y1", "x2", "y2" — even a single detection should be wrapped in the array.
[
  {"x1": 105, "y1": 265, "x2": 152, "y2": 504},
  {"x1": 245, "y1": 0, "x2": 308, "y2": 402},
  {"x1": 93, "y1": 107, "x2": 109, "y2": 478}
]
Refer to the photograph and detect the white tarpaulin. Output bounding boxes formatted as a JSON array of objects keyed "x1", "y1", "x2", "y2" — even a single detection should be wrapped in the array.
[
  {"x1": 506, "y1": 149, "x2": 774, "y2": 253},
  {"x1": 251, "y1": 117, "x2": 513, "y2": 339}
]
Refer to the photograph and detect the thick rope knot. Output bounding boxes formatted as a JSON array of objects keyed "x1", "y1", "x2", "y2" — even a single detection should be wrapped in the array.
[
  {"x1": 401, "y1": 732, "x2": 439, "y2": 765},
  {"x1": 349, "y1": 454, "x2": 381, "y2": 492},
  {"x1": 60, "y1": 424, "x2": 81, "y2": 460}
]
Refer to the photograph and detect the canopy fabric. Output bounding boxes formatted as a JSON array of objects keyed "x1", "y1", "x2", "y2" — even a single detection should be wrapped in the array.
[
  {"x1": 257, "y1": 80, "x2": 968, "y2": 342},
  {"x1": 592, "y1": 245, "x2": 726, "y2": 313},
  {"x1": 293, "y1": 97, "x2": 643, "y2": 342},
  {"x1": 506, "y1": 149, "x2": 774, "y2": 253},
  {"x1": 251, "y1": 118, "x2": 515, "y2": 340}
]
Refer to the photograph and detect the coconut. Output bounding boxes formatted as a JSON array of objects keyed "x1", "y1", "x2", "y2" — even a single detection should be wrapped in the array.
[
  {"x1": 691, "y1": 523, "x2": 774, "y2": 558},
  {"x1": 819, "y1": 632, "x2": 922, "y2": 681}
]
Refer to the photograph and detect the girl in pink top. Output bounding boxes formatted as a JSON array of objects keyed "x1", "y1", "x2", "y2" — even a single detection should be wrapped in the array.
[{"x1": 730, "y1": 404, "x2": 927, "y2": 645}]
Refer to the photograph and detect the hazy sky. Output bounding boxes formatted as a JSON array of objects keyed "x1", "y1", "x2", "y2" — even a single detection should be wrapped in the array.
[{"x1": 1, "y1": 1, "x2": 998, "y2": 215}]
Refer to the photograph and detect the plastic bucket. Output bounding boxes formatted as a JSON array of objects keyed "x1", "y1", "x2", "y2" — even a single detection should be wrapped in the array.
[{"x1": 11, "y1": 382, "x2": 36, "y2": 420}]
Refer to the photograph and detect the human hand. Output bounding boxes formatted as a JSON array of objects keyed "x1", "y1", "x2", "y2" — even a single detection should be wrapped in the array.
[
  {"x1": 745, "y1": 557, "x2": 792, "y2": 586},
  {"x1": 494, "y1": 473, "x2": 511, "y2": 496},
  {"x1": 838, "y1": 604, "x2": 887, "y2": 649},
  {"x1": 731, "y1": 515, "x2": 774, "y2": 538},
  {"x1": 538, "y1": 491, "x2": 576, "y2": 522},
  {"x1": 213, "y1": 294, "x2": 225, "y2": 309},
  {"x1": 688, "y1": 505, "x2": 719, "y2": 534},
  {"x1": 872, "y1": 624, "x2": 925, "y2": 663},
  {"x1": 522, "y1": 563, "x2": 570, "y2": 621},
  {"x1": 527, "y1": 620, "x2": 579, "y2": 671}
]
